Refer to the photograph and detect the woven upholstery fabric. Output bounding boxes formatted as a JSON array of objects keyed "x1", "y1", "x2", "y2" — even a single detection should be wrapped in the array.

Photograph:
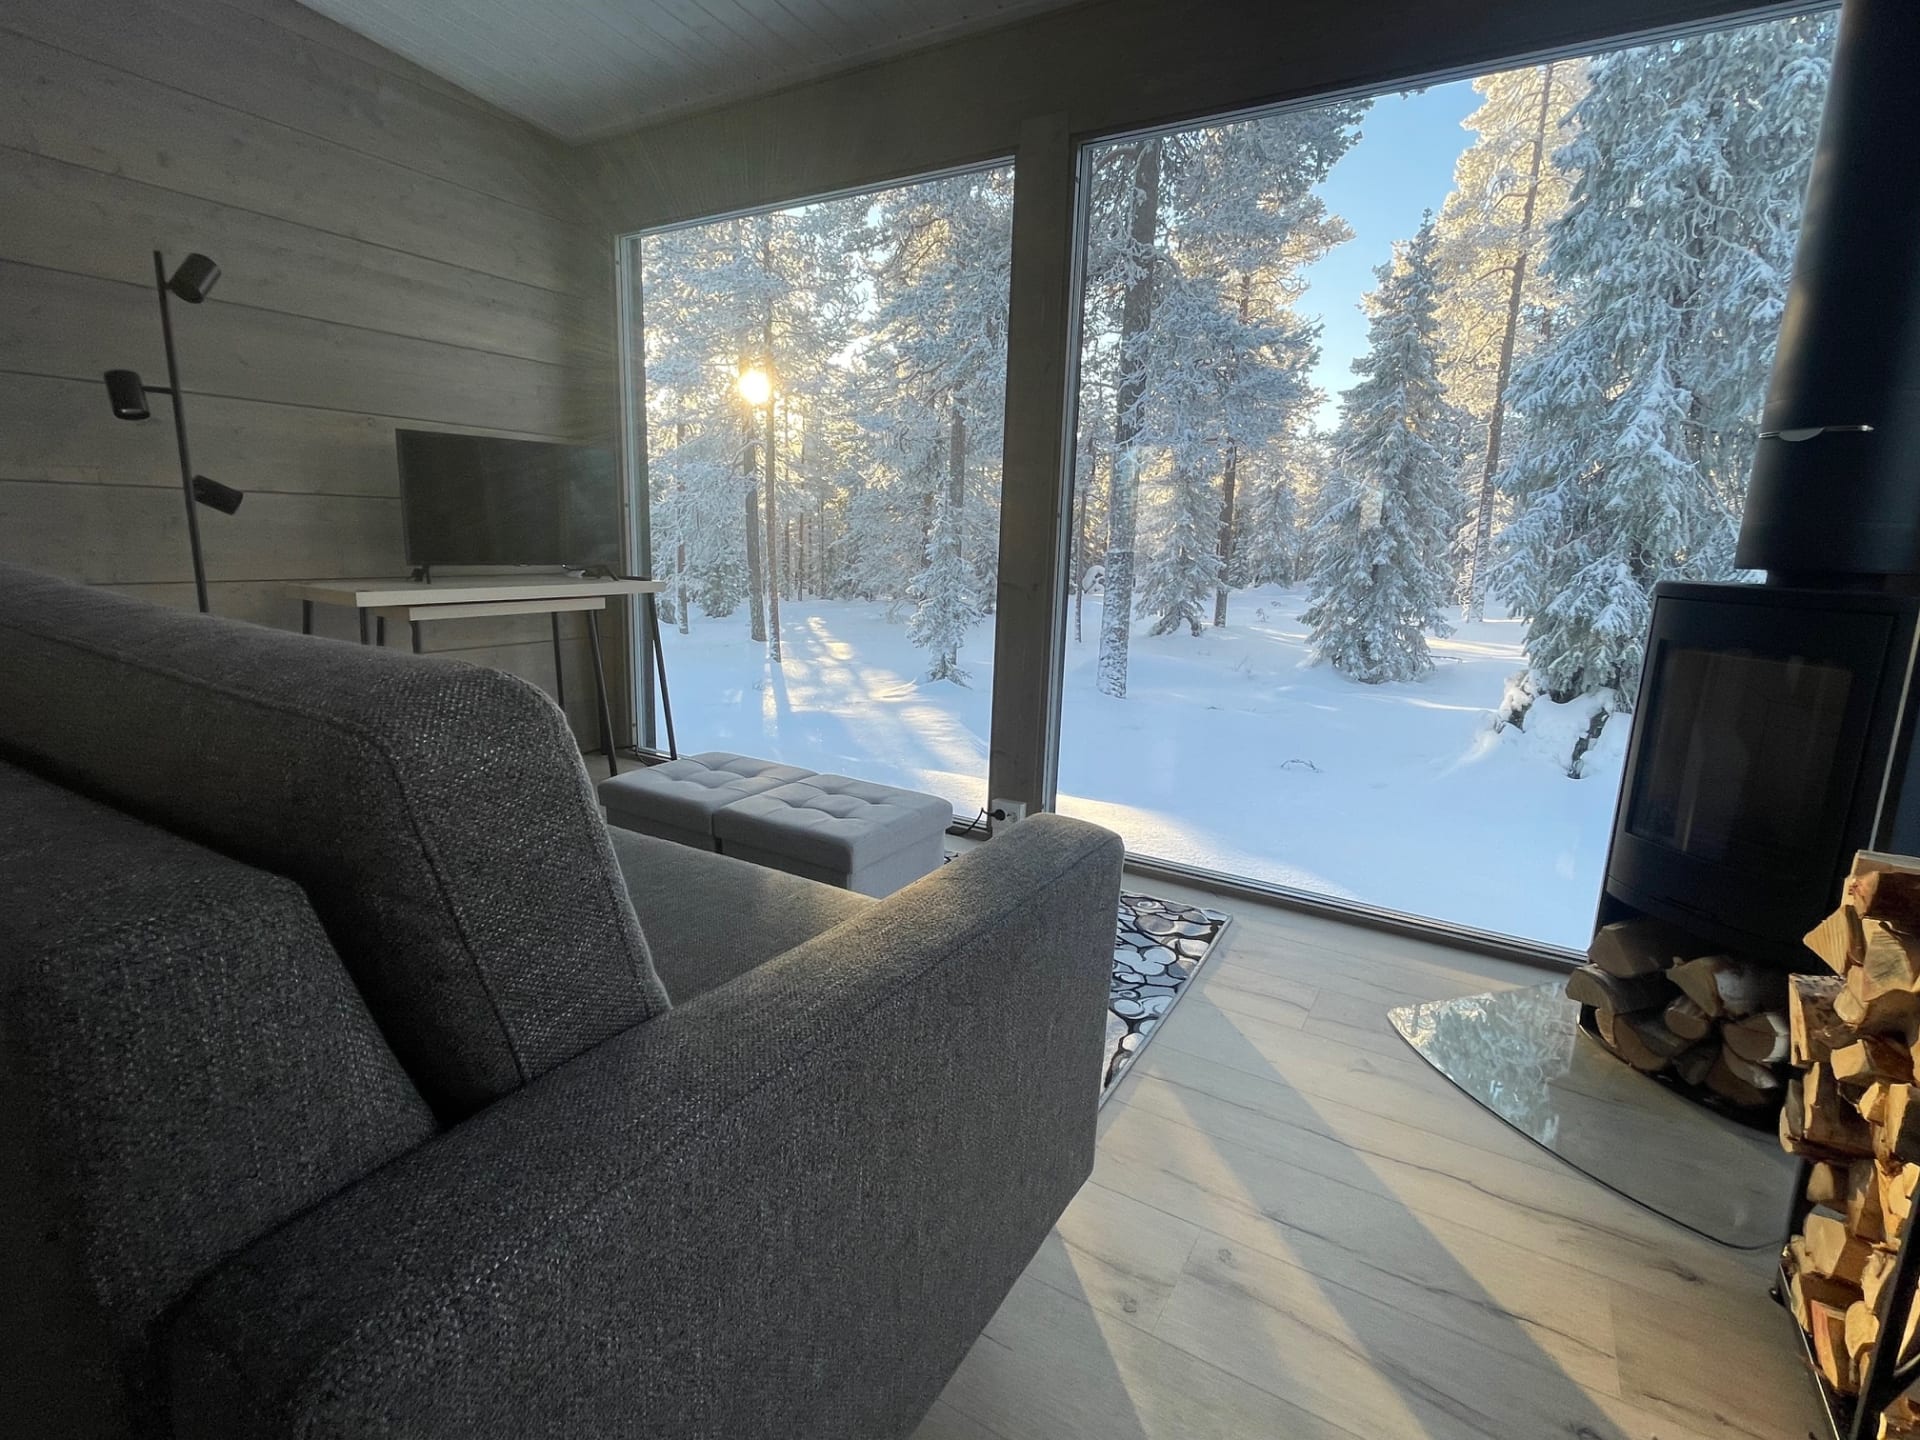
[
  {"x1": 167, "y1": 815, "x2": 1125, "y2": 1440},
  {"x1": 712, "y1": 773, "x2": 952, "y2": 872},
  {"x1": 607, "y1": 827, "x2": 871, "y2": 1002},
  {"x1": 598, "y1": 751, "x2": 814, "y2": 845},
  {"x1": 0, "y1": 762, "x2": 437, "y2": 1438},
  {"x1": 0, "y1": 563, "x2": 668, "y2": 1118}
]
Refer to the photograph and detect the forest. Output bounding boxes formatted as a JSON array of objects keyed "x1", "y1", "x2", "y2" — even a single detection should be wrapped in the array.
[{"x1": 638, "y1": 11, "x2": 1837, "y2": 778}]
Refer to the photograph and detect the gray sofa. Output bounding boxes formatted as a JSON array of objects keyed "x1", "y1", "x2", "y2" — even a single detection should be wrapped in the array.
[{"x1": 0, "y1": 562, "x2": 1124, "y2": 1439}]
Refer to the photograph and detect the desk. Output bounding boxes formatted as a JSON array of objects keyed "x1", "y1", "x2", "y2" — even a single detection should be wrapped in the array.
[{"x1": 287, "y1": 575, "x2": 675, "y2": 773}]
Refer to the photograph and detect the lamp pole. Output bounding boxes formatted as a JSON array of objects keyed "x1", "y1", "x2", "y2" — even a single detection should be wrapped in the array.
[{"x1": 154, "y1": 250, "x2": 209, "y2": 614}]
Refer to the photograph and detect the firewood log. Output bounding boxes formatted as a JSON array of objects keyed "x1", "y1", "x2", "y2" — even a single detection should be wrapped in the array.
[
  {"x1": 1851, "y1": 853, "x2": 1920, "y2": 929},
  {"x1": 1565, "y1": 964, "x2": 1670, "y2": 1015},
  {"x1": 1853, "y1": 1281, "x2": 1920, "y2": 1371},
  {"x1": 1881, "y1": 1161, "x2": 1920, "y2": 1225},
  {"x1": 1806, "y1": 1066, "x2": 1876, "y2": 1155},
  {"x1": 1723, "y1": 1009, "x2": 1791, "y2": 1064},
  {"x1": 1805, "y1": 1211, "x2": 1874, "y2": 1286},
  {"x1": 1862, "y1": 1246, "x2": 1899, "y2": 1315},
  {"x1": 1606, "y1": 1011, "x2": 1690, "y2": 1073},
  {"x1": 1587, "y1": 916, "x2": 1690, "y2": 978},
  {"x1": 1880, "y1": 1085, "x2": 1920, "y2": 1165},
  {"x1": 1812, "y1": 1298, "x2": 1858, "y2": 1393},
  {"x1": 1792, "y1": 975, "x2": 1854, "y2": 1066},
  {"x1": 1665, "y1": 993, "x2": 1714, "y2": 1042},
  {"x1": 1673, "y1": 1041, "x2": 1718, "y2": 1088},
  {"x1": 1854, "y1": 869, "x2": 1920, "y2": 932},
  {"x1": 1808, "y1": 1161, "x2": 1848, "y2": 1207},
  {"x1": 1835, "y1": 936, "x2": 1920, "y2": 1036},
  {"x1": 1847, "y1": 1299, "x2": 1881, "y2": 1372},
  {"x1": 1832, "y1": 1036, "x2": 1916, "y2": 1087},
  {"x1": 1594, "y1": 1006, "x2": 1620, "y2": 1050},
  {"x1": 1791, "y1": 1234, "x2": 1866, "y2": 1321},
  {"x1": 1724, "y1": 1048, "x2": 1782, "y2": 1089},
  {"x1": 1862, "y1": 917, "x2": 1920, "y2": 995},
  {"x1": 1806, "y1": 903, "x2": 1867, "y2": 974},
  {"x1": 1861, "y1": 1083, "x2": 1894, "y2": 1126},
  {"x1": 1849, "y1": 1158, "x2": 1889, "y2": 1244},
  {"x1": 1670, "y1": 954, "x2": 1785, "y2": 1019},
  {"x1": 1784, "y1": 1079, "x2": 1857, "y2": 1160}
]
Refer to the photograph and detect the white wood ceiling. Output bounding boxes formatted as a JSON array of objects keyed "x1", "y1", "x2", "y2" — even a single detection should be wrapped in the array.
[{"x1": 295, "y1": 0, "x2": 1089, "y2": 141}]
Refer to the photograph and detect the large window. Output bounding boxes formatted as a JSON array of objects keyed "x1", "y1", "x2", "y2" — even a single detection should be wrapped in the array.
[
  {"x1": 1054, "y1": 13, "x2": 1837, "y2": 948},
  {"x1": 625, "y1": 166, "x2": 1013, "y2": 814}
]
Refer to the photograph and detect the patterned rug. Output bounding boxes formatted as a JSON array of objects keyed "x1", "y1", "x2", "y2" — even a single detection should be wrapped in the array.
[{"x1": 1103, "y1": 892, "x2": 1232, "y2": 1096}]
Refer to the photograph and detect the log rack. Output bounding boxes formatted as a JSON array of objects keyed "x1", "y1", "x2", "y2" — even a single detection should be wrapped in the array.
[{"x1": 1778, "y1": 1154, "x2": 1920, "y2": 1440}]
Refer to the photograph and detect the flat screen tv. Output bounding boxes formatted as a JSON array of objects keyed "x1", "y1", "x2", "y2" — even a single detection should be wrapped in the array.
[{"x1": 396, "y1": 430, "x2": 622, "y2": 571}]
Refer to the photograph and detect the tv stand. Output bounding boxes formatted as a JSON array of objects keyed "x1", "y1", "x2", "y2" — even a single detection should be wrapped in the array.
[{"x1": 285, "y1": 574, "x2": 676, "y2": 771}]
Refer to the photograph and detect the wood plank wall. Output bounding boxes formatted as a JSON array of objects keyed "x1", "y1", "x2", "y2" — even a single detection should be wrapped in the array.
[{"x1": 0, "y1": 0, "x2": 625, "y2": 741}]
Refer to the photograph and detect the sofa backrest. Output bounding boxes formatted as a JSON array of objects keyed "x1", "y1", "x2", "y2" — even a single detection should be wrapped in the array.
[
  {"x1": 0, "y1": 564, "x2": 670, "y2": 1119},
  {"x1": 0, "y1": 761, "x2": 440, "y2": 1437}
]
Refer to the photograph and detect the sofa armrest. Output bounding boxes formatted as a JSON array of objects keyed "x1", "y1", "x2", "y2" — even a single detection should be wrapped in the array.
[{"x1": 165, "y1": 814, "x2": 1123, "y2": 1440}]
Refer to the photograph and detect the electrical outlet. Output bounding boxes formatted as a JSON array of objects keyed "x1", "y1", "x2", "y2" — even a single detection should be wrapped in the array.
[{"x1": 990, "y1": 798, "x2": 1028, "y2": 828}]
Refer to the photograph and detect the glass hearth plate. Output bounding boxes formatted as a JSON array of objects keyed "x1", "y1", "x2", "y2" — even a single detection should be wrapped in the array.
[{"x1": 1390, "y1": 981, "x2": 1796, "y2": 1248}]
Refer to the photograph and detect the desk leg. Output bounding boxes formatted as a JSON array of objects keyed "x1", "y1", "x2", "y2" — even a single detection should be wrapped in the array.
[
  {"x1": 357, "y1": 607, "x2": 369, "y2": 646},
  {"x1": 301, "y1": 599, "x2": 313, "y2": 636},
  {"x1": 376, "y1": 615, "x2": 386, "y2": 647},
  {"x1": 647, "y1": 593, "x2": 678, "y2": 761},
  {"x1": 585, "y1": 610, "x2": 618, "y2": 777},
  {"x1": 411, "y1": 620, "x2": 423, "y2": 655},
  {"x1": 550, "y1": 613, "x2": 566, "y2": 713}
]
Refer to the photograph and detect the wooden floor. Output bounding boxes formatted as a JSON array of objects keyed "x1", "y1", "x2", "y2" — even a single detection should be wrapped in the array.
[{"x1": 909, "y1": 869, "x2": 1830, "y2": 1440}]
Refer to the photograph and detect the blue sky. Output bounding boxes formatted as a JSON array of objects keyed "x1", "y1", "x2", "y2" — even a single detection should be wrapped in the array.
[{"x1": 1298, "y1": 80, "x2": 1481, "y2": 430}]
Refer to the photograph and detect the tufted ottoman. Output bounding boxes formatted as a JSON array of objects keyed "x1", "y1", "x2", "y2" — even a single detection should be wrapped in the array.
[
  {"x1": 711, "y1": 774, "x2": 954, "y2": 897},
  {"x1": 597, "y1": 751, "x2": 814, "y2": 849}
]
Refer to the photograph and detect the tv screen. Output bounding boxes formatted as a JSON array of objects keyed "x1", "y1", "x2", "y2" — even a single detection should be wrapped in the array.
[{"x1": 396, "y1": 430, "x2": 621, "y2": 571}]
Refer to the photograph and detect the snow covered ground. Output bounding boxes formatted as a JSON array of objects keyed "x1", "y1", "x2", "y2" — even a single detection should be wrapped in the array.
[{"x1": 656, "y1": 583, "x2": 1624, "y2": 950}]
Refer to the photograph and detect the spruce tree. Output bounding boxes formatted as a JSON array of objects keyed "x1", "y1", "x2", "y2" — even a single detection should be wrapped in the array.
[
  {"x1": 1302, "y1": 219, "x2": 1464, "y2": 684},
  {"x1": 1494, "y1": 14, "x2": 1835, "y2": 708},
  {"x1": 1138, "y1": 462, "x2": 1220, "y2": 636},
  {"x1": 908, "y1": 492, "x2": 973, "y2": 683}
]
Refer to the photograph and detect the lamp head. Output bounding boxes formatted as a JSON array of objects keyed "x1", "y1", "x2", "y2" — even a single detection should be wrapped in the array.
[
  {"x1": 167, "y1": 253, "x2": 221, "y2": 304},
  {"x1": 191, "y1": 475, "x2": 244, "y2": 515},
  {"x1": 735, "y1": 364, "x2": 773, "y2": 408},
  {"x1": 104, "y1": 370, "x2": 151, "y2": 421}
]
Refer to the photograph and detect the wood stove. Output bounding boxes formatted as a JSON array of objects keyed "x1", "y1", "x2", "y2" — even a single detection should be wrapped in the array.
[{"x1": 1600, "y1": 583, "x2": 1920, "y2": 969}]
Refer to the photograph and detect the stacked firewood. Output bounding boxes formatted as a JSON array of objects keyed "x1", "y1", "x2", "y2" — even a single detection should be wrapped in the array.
[
  {"x1": 1780, "y1": 854, "x2": 1920, "y2": 1424},
  {"x1": 1568, "y1": 917, "x2": 1789, "y2": 1107}
]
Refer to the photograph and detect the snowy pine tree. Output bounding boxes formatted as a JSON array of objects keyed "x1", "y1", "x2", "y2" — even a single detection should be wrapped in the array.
[
  {"x1": 1138, "y1": 461, "x2": 1220, "y2": 636},
  {"x1": 1302, "y1": 219, "x2": 1464, "y2": 683},
  {"x1": 1494, "y1": 14, "x2": 1834, "y2": 710},
  {"x1": 1429, "y1": 60, "x2": 1587, "y2": 619},
  {"x1": 907, "y1": 492, "x2": 973, "y2": 683},
  {"x1": 1082, "y1": 106, "x2": 1364, "y2": 689}
]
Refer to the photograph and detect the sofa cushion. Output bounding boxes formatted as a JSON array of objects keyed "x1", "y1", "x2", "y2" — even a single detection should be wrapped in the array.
[
  {"x1": 607, "y1": 827, "x2": 870, "y2": 1001},
  {"x1": 0, "y1": 761, "x2": 438, "y2": 1436},
  {"x1": 0, "y1": 563, "x2": 669, "y2": 1119},
  {"x1": 598, "y1": 751, "x2": 815, "y2": 846}
]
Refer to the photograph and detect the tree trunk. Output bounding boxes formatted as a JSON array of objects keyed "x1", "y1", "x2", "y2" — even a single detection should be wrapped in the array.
[
  {"x1": 948, "y1": 405, "x2": 966, "y2": 554},
  {"x1": 676, "y1": 540, "x2": 690, "y2": 634},
  {"x1": 1097, "y1": 138, "x2": 1162, "y2": 699},
  {"x1": 743, "y1": 453, "x2": 767, "y2": 643},
  {"x1": 1214, "y1": 273, "x2": 1253, "y2": 628},
  {"x1": 1463, "y1": 61, "x2": 1558, "y2": 623},
  {"x1": 760, "y1": 239, "x2": 782, "y2": 662},
  {"x1": 1074, "y1": 423, "x2": 1094, "y2": 645},
  {"x1": 763, "y1": 391, "x2": 781, "y2": 660}
]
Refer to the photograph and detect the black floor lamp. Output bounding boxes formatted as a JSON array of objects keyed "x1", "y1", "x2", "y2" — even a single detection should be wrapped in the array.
[{"x1": 102, "y1": 250, "x2": 244, "y2": 615}]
